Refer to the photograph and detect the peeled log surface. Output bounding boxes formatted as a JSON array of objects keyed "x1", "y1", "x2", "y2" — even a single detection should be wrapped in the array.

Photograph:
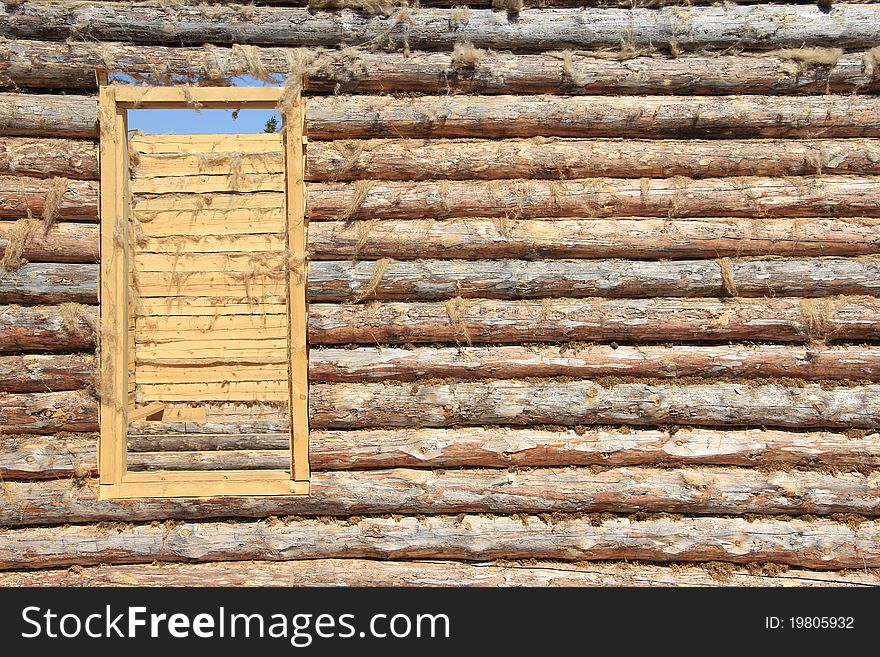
[
  {"x1": 0, "y1": 433, "x2": 96, "y2": 478},
  {"x1": 0, "y1": 93, "x2": 96, "y2": 139},
  {"x1": 3, "y1": 39, "x2": 879, "y2": 96},
  {"x1": 309, "y1": 218, "x2": 880, "y2": 260},
  {"x1": 307, "y1": 177, "x2": 880, "y2": 221},
  {"x1": 2, "y1": 559, "x2": 877, "y2": 588},
  {"x1": 12, "y1": 218, "x2": 880, "y2": 264},
  {"x1": 4, "y1": 4, "x2": 880, "y2": 51},
  {"x1": 309, "y1": 381, "x2": 880, "y2": 429},
  {"x1": 0, "y1": 137, "x2": 97, "y2": 179},
  {"x1": 9, "y1": 426, "x2": 880, "y2": 477},
  {"x1": 311, "y1": 344, "x2": 880, "y2": 383},
  {"x1": 308, "y1": 138, "x2": 880, "y2": 182},
  {"x1": 0, "y1": 221, "x2": 98, "y2": 263},
  {"x1": 18, "y1": 379, "x2": 880, "y2": 433},
  {"x1": 0, "y1": 391, "x2": 97, "y2": 433},
  {"x1": 2, "y1": 466, "x2": 879, "y2": 525},
  {"x1": 19, "y1": 258, "x2": 880, "y2": 303},
  {"x1": 308, "y1": 258, "x2": 880, "y2": 301},
  {"x1": 0, "y1": 263, "x2": 97, "y2": 303},
  {"x1": 0, "y1": 354, "x2": 93, "y2": 392},
  {"x1": 0, "y1": 176, "x2": 97, "y2": 220},
  {"x1": 307, "y1": 95, "x2": 880, "y2": 140},
  {"x1": 2, "y1": 514, "x2": 880, "y2": 571},
  {"x1": 0, "y1": 305, "x2": 95, "y2": 352},
  {"x1": 3, "y1": 298, "x2": 877, "y2": 350},
  {"x1": 307, "y1": 297, "x2": 880, "y2": 344}
]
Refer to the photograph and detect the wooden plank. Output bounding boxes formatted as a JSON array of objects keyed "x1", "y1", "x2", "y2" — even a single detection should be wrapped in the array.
[
  {"x1": 135, "y1": 214, "x2": 285, "y2": 237},
  {"x1": 136, "y1": 348, "x2": 290, "y2": 366},
  {"x1": 162, "y1": 407, "x2": 207, "y2": 422},
  {"x1": 137, "y1": 235, "x2": 286, "y2": 254},
  {"x1": 100, "y1": 480, "x2": 309, "y2": 498},
  {"x1": 138, "y1": 381, "x2": 290, "y2": 402},
  {"x1": 138, "y1": 298, "x2": 288, "y2": 315},
  {"x1": 131, "y1": 174, "x2": 285, "y2": 195},
  {"x1": 286, "y1": 92, "x2": 310, "y2": 482},
  {"x1": 136, "y1": 364, "x2": 289, "y2": 384},
  {"x1": 137, "y1": 314, "x2": 288, "y2": 331},
  {"x1": 127, "y1": 402, "x2": 165, "y2": 422},
  {"x1": 135, "y1": 252, "x2": 288, "y2": 272},
  {"x1": 134, "y1": 152, "x2": 285, "y2": 178},
  {"x1": 135, "y1": 327, "x2": 290, "y2": 343},
  {"x1": 132, "y1": 192, "x2": 284, "y2": 212},
  {"x1": 136, "y1": 339, "x2": 290, "y2": 355},
  {"x1": 130, "y1": 133, "x2": 283, "y2": 152},
  {"x1": 114, "y1": 85, "x2": 284, "y2": 108},
  {"x1": 98, "y1": 85, "x2": 128, "y2": 486}
]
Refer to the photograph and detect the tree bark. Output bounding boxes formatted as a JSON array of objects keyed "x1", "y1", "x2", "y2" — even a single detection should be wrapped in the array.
[
  {"x1": 1, "y1": 466, "x2": 877, "y2": 525},
  {"x1": 307, "y1": 297, "x2": 880, "y2": 344},
  {"x1": 0, "y1": 220, "x2": 99, "y2": 263},
  {"x1": 0, "y1": 137, "x2": 97, "y2": 179},
  {"x1": 308, "y1": 218, "x2": 880, "y2": 260},
  {"x1": 310, "y1": 344, "x2": 880, "y2": 382},
  {"x1": 0, "y1": 263, "x2": 97, "y2": 303},
  {"x1": 0, "y1": 390, "x2": 97, "y2": 433},
  {"x1": 307, "y1": 138, "x2": 880, "y2": 181},
  {"x1": 1, "y1": 558, "x2": 876, "y2": 588},
  {"x1": 0, "y1": 176, "x2": 97, "y2": 220},
  {"x1": 306, "y1": 176, "x2": 880, "y2": 220},
  {"x1": 307, "y1": 257, "x2": 880, "y2": 300},
  {"x1": 0, "y1": 305, "x2": 95, "y2": 352},
  {"x1": 0, "y1": 93, "x2": 96, "y2": 139},
  {"x1": 3, "y1": 39, "x2": 878, "y2": 96},
  {"x1": 1, "y1": 514, "x2": 878, "y2": 571},
  {"x1": 10, "y1": 425, "x2": 879, "y2": 477},
  {"x1": 12, "y1": 218, "x2": 879, "y2": 263},
  {"x1": 0, "y1": 354, "x2": 93, "y2": 392},
  {"x1": 308, "y1": 381, "x2": 880, "y2": 429},
  {"x1": 3, "y1": 4, "x2": 880, "y2": 51},
  {"x1": 16, "y1": 258, "x2": 879, "y2": 303},
  {"x1": 307, "y1": 95, "x2": 880, "y2": 139}
]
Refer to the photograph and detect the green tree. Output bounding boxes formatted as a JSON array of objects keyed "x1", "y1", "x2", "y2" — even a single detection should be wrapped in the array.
[{"x1": 263, "y1": 116, "x2": 279, "y2": 133}]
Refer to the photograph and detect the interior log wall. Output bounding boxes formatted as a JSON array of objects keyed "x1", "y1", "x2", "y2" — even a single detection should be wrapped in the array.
[{"x1": 1, "y1": 0, "x2": 880, "y2": 586}]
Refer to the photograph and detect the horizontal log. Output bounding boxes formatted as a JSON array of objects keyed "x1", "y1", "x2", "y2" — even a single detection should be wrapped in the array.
[
  {"x1": 5, "y1": 423, "x2": 879, "y2": 477},
  {"x1": 0, "y1": 354, "x2": 93, "y2": 392},
  {"x1": 4, "y1": 4, "x2": 880, "y2": 51},
  {"x1": 4, "y1": 39, "x2": 879, "y2": 96},
  {"x1": 309, "y1": 218, "x2": 880, "y2": 259},
  {"x1": 3, "y1": 297, "x2": 877, "y2": 350},
  {"x1": 12, "y1": 218, "x2": 880, "y2": 264},
  {"x1": 12, "y1": 258, "x2": 880, "y2": 303},
  {"x1": 307, "y1": 95, "x2": 880, "y2": 140},
  {"x1": 0, "y1": 93, "x2": 96, "y2": 139},
  {"x1": 2, "y1": 558, "x2": 877, "y2": 588},
  {"x1": 2, "y1": 514, "x2": 879, "y2": 571},
  {"x1": 309, "y1": 381, "x2": 880, "y2": 429},
  {"x1": 308, "y1": 297, "x2": 880, "y2": 344},
  {"x1": 0, "y1": 137, "x2": 97, "y2": 179},
  {"x1": 0, "y1": 391, "x2": 97, "y2": 433},
  {"x1": 311, "y1": 344, "x2": 880, "y2": 382},
  {"x1": 307, "y1": 258, "x2": 880, "y2": 300},
  {"x1": 0, "y1": 263, "x2": 96, "y2": 303},
  {"x1": 307, "y1": 176, "x2": 880, "y2": 220},
  {"x1": 0, "y1": 220, "x2": 99, "y2": 263},
  {"x1": 0, "y1": 305, "x2": 95, "y2": 352},
  {"x1": 308, "y1": 138, "x2": 880, "y2": 181},
  {"x1": 18, "y1": 379, "x2": 880, "y2": 433},
  {"x1": 0, "y1": 176, "x2": 97, "y2": 220},
  {"x1": 3, "y1": 466, "x2": 879, "y2": 525}
]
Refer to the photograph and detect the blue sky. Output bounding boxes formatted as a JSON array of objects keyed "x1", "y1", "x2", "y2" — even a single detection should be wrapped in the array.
[
  {"x1": 127, "y1": 108, "x2": 282, "y2": 134},
  {"x1": 119, "y1": 74, "x2": 284, "y2": 135}
]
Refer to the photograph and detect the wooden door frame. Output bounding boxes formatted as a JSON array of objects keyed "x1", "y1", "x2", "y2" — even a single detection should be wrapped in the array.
[{"x1": 97, "y1": 85, "x2": 310, "y2": 499}]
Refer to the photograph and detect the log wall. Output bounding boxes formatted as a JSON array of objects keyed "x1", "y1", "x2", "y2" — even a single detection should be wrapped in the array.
[{"x1": 0, "y1": 0, "x2": 879, "y2": 588}]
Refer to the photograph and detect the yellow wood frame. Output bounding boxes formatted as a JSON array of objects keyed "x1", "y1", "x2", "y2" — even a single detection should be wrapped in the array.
[{"x1": 98, "y1": 84, "x2": 310, "y2": 499}]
